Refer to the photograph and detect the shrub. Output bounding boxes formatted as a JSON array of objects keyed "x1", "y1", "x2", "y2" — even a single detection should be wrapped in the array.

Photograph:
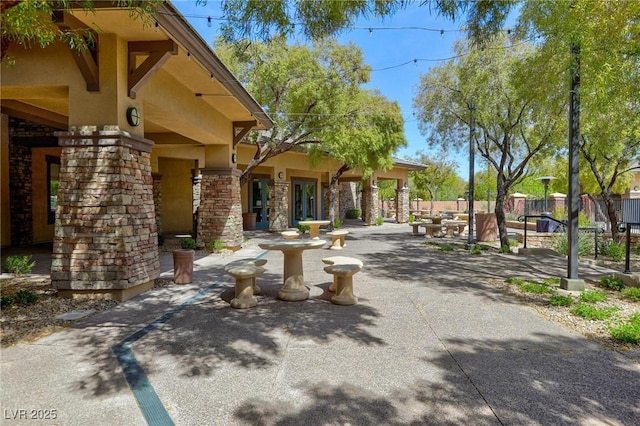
[
  {"x1": 206, "y1": 238, "x2": 225, "y2": 253},
  {"x1": 543, "y1": 277, "x2": 561, "y2": 286},
  {"x1": 1, "y1": 294, "x2": 15, "y2": 308},
  {"x1": 334, "y1": 218, "x2": 343, "y2": 228},
  {"x1": 570, "y1": 303, "x2": 618, "y2": 320},
  {"x1": 12, "y1": 289, "x2": 38, "y2": 307},
  {"x1": 621, "y1": 287, "x2": 640, "y2": 302},
  {"x1": 610, "y1": 313, "x2": 640, "y2": 343},
  {"x1": 346, "y1": 209, "x2": 361, "y2": 219},
  {"x1": 518, "y1": 282, "x2": 555, "y2": 294},
  {"x1": 578, "y1": 211, "x2": 591, "y2": 227},
  {"x1": 599, "y1": 240, "x2": 625, "y2": 262},
  {"x1": 469, "y1": 246, "x2": 483, "y2": 255},
  {"x1": 438, "y1": 244, "x2": 454, "y2": 252},
  {"x1": 499, "y1": 245, "x2": 511, "y2": 254},
  {"x1": 551, "y1": 232, "x2": 593, "y2": 257},
  {"x1": 408, "y1": 214, "x2": 416, "y2": 223},
  {"x1": 376, "y1": 216, "x2": 384, "y2": 226},
  {"x1": 508, "y1": 238, "x2": 519, "y2": 247},
  {"x1": 579, "y1": 290, "x2": 607, "y2": 303},
  {"x1": 549, "y1": 295, "x2": 573, "y2": 307},
  {"x1": 506, "y1": 277, "x2": 526, "y2": 285},
  {"x1": 4, "y1": 255, "x2": 35, "y2": 276},
  {"x1": 635, "y1": 244, "x2": 640, "y2": 256},
  {"x1": 598, "y1": 276, "x2": 625, "y2": 292},
  {"x1": 297, "y1": 223, "x2": 310, "y2": 234},
  {"x1": 179, "y1": 238, "x2": 196, "y2": 250}
]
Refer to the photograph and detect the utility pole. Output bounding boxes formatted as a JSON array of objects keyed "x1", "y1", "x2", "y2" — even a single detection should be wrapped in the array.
[{"x1": 468, "y1": 101, "x2": 475, "y2": 245}]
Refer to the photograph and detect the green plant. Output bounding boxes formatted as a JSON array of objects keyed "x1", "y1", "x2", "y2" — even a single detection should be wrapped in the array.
[
  {"x1": 506, "y1": 277, "x2": 526, "y2": 285},
  {"x1": 207, "y1": 238, "x2": 225, "y2": 253},
  {"x1": 598, "y1": 276, "x2": 625, "y2": 292},
  {"x1": 599, "y1": 239, "x2": 625, "y2": 262},
  {"x1": 518, "y1": 282, "x2": 556, "y2": 294},
  {"x1": 469, "y1": 246, "x2": 483, "y2": 255},
  {"x1": 376, "y1": 216, "x2": 384, "y2": 226},
  {"x1": 4, "y1": 255, "x2": 35, "y2": 276},
  {"x1": 297, "y1": 223, "x2": 310, "y2": 234},
  {"x1": 12, "y1": 289, "x2": 38, "y2": 307},
  {"x1": 551, "y1": 206, "x2": 567, "y2": 220},
  {"x1": 179, "y1": 237, "x2": 196, "y2": 250},
  {"x1": 1, "y1": 294, "x2": 15, "y2": 308},
  {"x1": 551, "y1": 232, "x2": 593, "y2": 257},
  {"x1": 579, "y1": 290, "x2": 607, "y2": 303},
  {"x1": 542, "y1": 277, "x2": 561, "y2": 286},
  {"x1": 578, "y1": 211, "x2": 590, "y2": 227},
  {"x1": 621, "y1": 287, "x2": 640, "y2": 302},
  {"x1": 346, "y1": 209, "x2": 361, "y2": 219},
  {"x1": 334, "y1": 218, "x2": 343, "y2": 228},
  {"x1": 499, "y1": 245, "x2": 511, "y2": 254},
  {"x1": 549, "y1": 295, "x2": 573, "y2": 307},
  {"x1": 408, "y1": 214, "x2": 416, "y2": 223},
  {"x1": 570, "y1": 303, "x2": 618, "y2": 320},
  {"x1": 508, "y1": 238, "x2": 519, "y2": 247},
  {"x1": 634, "y1": 244, "x2": 640, "y2": 256},
  {"x1": 609, "y1": 313, "x2": 640, "y2": 343},
  {"x1": 438, "y1": 244, "x2": 454, "y2": 251}
]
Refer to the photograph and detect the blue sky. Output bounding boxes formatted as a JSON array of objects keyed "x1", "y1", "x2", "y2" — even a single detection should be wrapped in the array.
[{"x1": 172, "y1": 1, "x2": 471, "y2": 176}]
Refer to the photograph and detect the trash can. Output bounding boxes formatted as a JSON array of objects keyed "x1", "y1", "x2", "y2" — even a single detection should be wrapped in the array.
[
  {"x1": 475, "y1": 213, "x2": 497, "y2": 242},
  {"x1": 536, "y1": 219, "x2": 551, "y2": 232},
  {"x1": 242, "y1": 212, "x2": 257, "y2": 230}
]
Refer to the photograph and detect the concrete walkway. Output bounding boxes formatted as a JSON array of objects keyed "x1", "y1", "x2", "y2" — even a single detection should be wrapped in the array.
[{"x1": 1, "y1": 223, "x2": 639, "y2": 425}]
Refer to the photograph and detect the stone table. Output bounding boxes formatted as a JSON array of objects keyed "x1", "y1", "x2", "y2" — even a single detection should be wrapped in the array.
[{"x1": 298, "y1": 220, "x2": 331, "y2": 239}]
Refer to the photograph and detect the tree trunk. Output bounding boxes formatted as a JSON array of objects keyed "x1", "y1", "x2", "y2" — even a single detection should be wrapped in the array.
[
  {"x1": 329, "y1": 164, "x2": 351, "y2": 230},
  {"x1": 494, "y1": 185, "x2": 509, "y2": 248},
  {"x1": 603, "y1": 194, "x2": 620, "y2": 242}
]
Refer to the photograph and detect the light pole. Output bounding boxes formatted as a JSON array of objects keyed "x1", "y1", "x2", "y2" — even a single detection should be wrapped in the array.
[{"x1": 536, "y1": 176, "x2": 555, "y2": 215}]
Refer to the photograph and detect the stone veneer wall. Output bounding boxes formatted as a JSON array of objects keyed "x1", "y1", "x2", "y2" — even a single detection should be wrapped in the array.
[
  {"x1": 197, "y1": 168, "x2": 242, "y2": 248},
  {"x1": 362, "y1": 186, "x2": 379, "y2": 225},
  {"x1": 395, "y1": 187, "x2": 410, "y2": 223},
  {"x1": 339, "y1": 182, "x2": 358, "y2": 218},
  {"x1": 51, "y1": 128, "x2": 159, "y2": 299},
  {"x1": 269, "y1": 180, "x2": 289, "y2": 231},
  {"x1": 8, "y1": 143, "x2": 32, "y2": 246},
  {"x1": 152, "y1": 173, "x2": 163, "y2": 237}
]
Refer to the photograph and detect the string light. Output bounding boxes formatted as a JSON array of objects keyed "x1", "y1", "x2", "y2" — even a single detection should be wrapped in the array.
[
  {"x1": 207, "y1": 17, "x2": 212, "y2": 28},
  {"x1": 187, "y1": 51, "x2": 191, "y2": 60},
  {"x1": 155, "y1": 21, "x2": 159, "y2": 32}
]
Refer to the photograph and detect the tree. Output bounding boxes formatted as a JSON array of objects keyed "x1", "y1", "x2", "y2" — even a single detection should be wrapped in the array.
[
  {"x1": 413, "y1": 34, "x2": 566, "y2": 248},
  {"x1": 409, "y1": 151, "x2": 457, "y2": 214},
  {"x1": 1, "y1": 1, "x2": 161, "y2": 63},
  {"x1": 518, "y1": 0, "x2": 640, "y2": 241},
  {"x1": 215, "y1": 37, "x2": 376, "y2": 187}
]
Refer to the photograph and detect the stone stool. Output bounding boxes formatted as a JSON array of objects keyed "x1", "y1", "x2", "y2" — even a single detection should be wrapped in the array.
[
  {"x1": 326, "y1": 229, "x2": 349, "y2": 250},
  {"x1": 224, "y1": 259, "x2": 267, "y2": 309},
  {"x1": 324, "y1": 263, "x2": 362, "y2": 306},
  {"x1": 281, "y1": 230, "x2": 300, "y2": 240},
  {"x1": 322, "y1": 256, "x2": 363, "y2": 292}
]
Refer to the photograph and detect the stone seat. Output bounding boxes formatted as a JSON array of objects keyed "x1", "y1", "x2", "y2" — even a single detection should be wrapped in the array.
[
  {"x1": 323, "y1": 262, "x2": 363, "y2": 306},
  {"x1": 326, "y1": 229, "x2": 349, "y2": 250},
  {"x1": 442, "y1": 224, "x2": 459, "y2": 238},
  {"x1": 281, "y1": 230, "x2": 300, "y2": 240},
  {"x1": 422, "y1": 223, "x2": 443, "y2": 238},
  {"x1": 322, "y1": 256, "x2": 363, "y2": 294},
  {"x1": 408, "y1": 222, "x2": 424, "y2": 236},
  {"x1": 224, "y1": 259, "x2": 267, "y2": 309}
]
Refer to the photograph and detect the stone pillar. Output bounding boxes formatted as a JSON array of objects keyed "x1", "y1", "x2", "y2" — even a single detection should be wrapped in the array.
[
  {"x1": 549, "y1": 193, "x2": 566, "y2": 214},
  {"x1": 339, "y1": 182, "x2": 358, "y2": 219},
  {"x1": 362, "y1": 185, "x2": 379, "y2": 225},
  {"x1": 152, "y1": 173, "x2": 163, "y2": 238},
  {"x1": 52, "y1": 127, "x2": 159, "y2": 301},
  {"x1": 197, "y1": 168, "x2": 242, "y2": 249},
  {"x1": 9, "y1": 143, "x2": 32, "y2": 246},
  {"x1": 191, "y1": 173, "x2": 202, "y2": 236},
  {"x1": 395, "y1": 187, "x2": 409, "y2": 223},
  {"x1": 269, "y1": 180, "x2": 289, "y2": 231}
]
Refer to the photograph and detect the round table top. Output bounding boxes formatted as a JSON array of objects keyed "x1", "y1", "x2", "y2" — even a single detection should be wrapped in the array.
[
  {"x1": 298, "y1": 220, "x2": 331, "y2": 226},
  {"x1": 259, "y1": 239, "x2": 326, "y2": 251}
]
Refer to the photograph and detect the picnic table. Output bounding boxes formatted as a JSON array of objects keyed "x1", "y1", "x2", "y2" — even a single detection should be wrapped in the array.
[
  {"x1": 298, "y1": 220, "x2": 331, "y2": 239},
  {"x1": 258, "y1": 239, "x2": 326, "y2": 301}
]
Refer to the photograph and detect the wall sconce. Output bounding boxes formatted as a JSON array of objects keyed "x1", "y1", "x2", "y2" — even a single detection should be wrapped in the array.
[
  {"x1": 403, "y1": 182, "x2": 408, "y2": 189},
  {"x1": 231, "y1": 153, "x2": 237, "y2": 164},
  {"x1": 278, "y1": 172, "x2": 284, "y2": 179},
  {"x1": 372, "y1": 180, "x2": 377, "y2": 187}
]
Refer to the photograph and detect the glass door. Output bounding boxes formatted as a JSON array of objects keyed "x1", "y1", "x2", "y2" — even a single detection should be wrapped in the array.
[
  {"x1": 292, "y1": 180, "x2": 316, "y2": 225},
  {"x1": 250, "y1": 178, "x2": 270, "y2": 228}
]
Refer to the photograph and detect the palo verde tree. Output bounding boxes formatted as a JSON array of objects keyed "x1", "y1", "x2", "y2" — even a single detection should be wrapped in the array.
[
  {"x1": 215, "y1": 37, "x2": 376, "y2": 187},
  {"x1": 409, "y1": 151, "x2": 457, "y2": 214},
  {"x1": 413, "y1": 34, "x2": 566, "y2": 248},
  {"x1": 307, "y1": 89, "x2": 406, "y2": 227},
  {"x1": 518, "y1": 0, "x2": 640, "y2": 241}
]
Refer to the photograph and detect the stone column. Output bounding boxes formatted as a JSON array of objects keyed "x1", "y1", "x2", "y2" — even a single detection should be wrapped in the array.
[
  {"x1": 269, "y1": 180, "x2": 289, "y2": 231},
  {"x1": 395, "y1": 187, "x2": 410, "y2": 223},
  {"x1": 8, "y1": 143, "x2": 32, "y2": 246},
  {"x1": 52, "y1": 127, "x2": 159, "y2": 301},
  {"x1": 339, "y1": 182, "x2": 358, "y2": 219},
  {"x1": 362, "y1": 185, "x2": 379, "y2": 225},
  {"x1": 197, "y1": 168, "x2": 242, "y2": 249},
  {"x1": 152, "y1": 173, "x2": 163, "y2": 238},
  {"x1": 191, "y1": 173, "x2": 202, "y2": 237}
]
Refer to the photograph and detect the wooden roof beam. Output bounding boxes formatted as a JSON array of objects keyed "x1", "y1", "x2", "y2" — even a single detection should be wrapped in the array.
[
  {"x1": 128, "y1": 40, "x2": 178, "y2": 99},
  {"x1": 233, "y1": 120, "x2": 257, "y2": 148}
]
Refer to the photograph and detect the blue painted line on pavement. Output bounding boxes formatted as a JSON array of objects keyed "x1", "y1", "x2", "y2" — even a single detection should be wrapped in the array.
[{"x1": 112, "y1": 251, "x2": 269, "y2": 425}]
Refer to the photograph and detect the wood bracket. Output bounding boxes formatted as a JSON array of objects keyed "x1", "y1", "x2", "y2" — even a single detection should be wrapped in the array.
[
  {"x1": 233, "y1": 120, "x2": 257, "y2": 148},
  {"x1": 52, "y1": 11, "x2": 99, "y2": 92},
  {"x1": 128, "y1": 40, "x2": 178, "y2": 99}
]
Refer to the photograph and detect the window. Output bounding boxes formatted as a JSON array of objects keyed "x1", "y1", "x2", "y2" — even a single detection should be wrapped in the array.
[{"x1": 46, "y1": 156, "x2": 60, "y2": 224}]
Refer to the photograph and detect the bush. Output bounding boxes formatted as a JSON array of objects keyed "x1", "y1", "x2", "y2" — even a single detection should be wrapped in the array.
[
  {"x1": 499, "y1": 245, "x2": 511, "y2": 253},
  {"x1": 506, "y1": 277, "x2": 526, "y2": 285},
  {"x1": 206, "y1": 238, "x2": 225, "y2": 253},
  {"x1": 4, "y1": 255, "x2": 36, "y2": 276},
  {"x1": 598, "y1": 276, "x2": 625, "y2": 292},
  {"x1": 297, "y1": 223, "x2": 310, "y2": 234},
  {"x1": 610, "y1": 313, "x2": 640, "y2": 343},
  {"x1": 12, "y1": 289, "x2": 38, "y2": 307},
  {"x1": 376, "y1": 216, "x2": 384, "y2": 226},
  {"x1": 518, "y1": 282, "x2": 555, "y2": 294},
  {"x1": 570, "y1": 303, "x2": 618, "y2": 320},
  {"x1": 549, "y1": 295, "x2": 573, "y2": 307},
  {"x1": 1, "y1": 294, "x2": 15, "y2": 308},
  {"x1": 179, "y1": 238, "x2": 196, "y2": 250},
  {"x1": 543, "y1": 277, "x2": 561, "y2": 286},
  {"x1": 599, "y1": 240, "x2": 625, "y2": 262},
  {"x1": 408, "y1": 214, "x2": 416, "y2": 223},
  {"x1": 551, "y1": 232, "x2": 593, "y2": 257},
  {"x1": 438, "y1": 244, "x2": 454, "y2": 251},
  {"x1": 579, "y1": 290, "x2": 607, "y2": 303},
  {"x1": 334, "y1": 218, "x2": 343, "y2": 228},
  {"x1": 346, "y1": 209, "x2": 361, "y2": 219},
  {"x1": 621, "y1": 287, "x2": 640, "y2": 302}
]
